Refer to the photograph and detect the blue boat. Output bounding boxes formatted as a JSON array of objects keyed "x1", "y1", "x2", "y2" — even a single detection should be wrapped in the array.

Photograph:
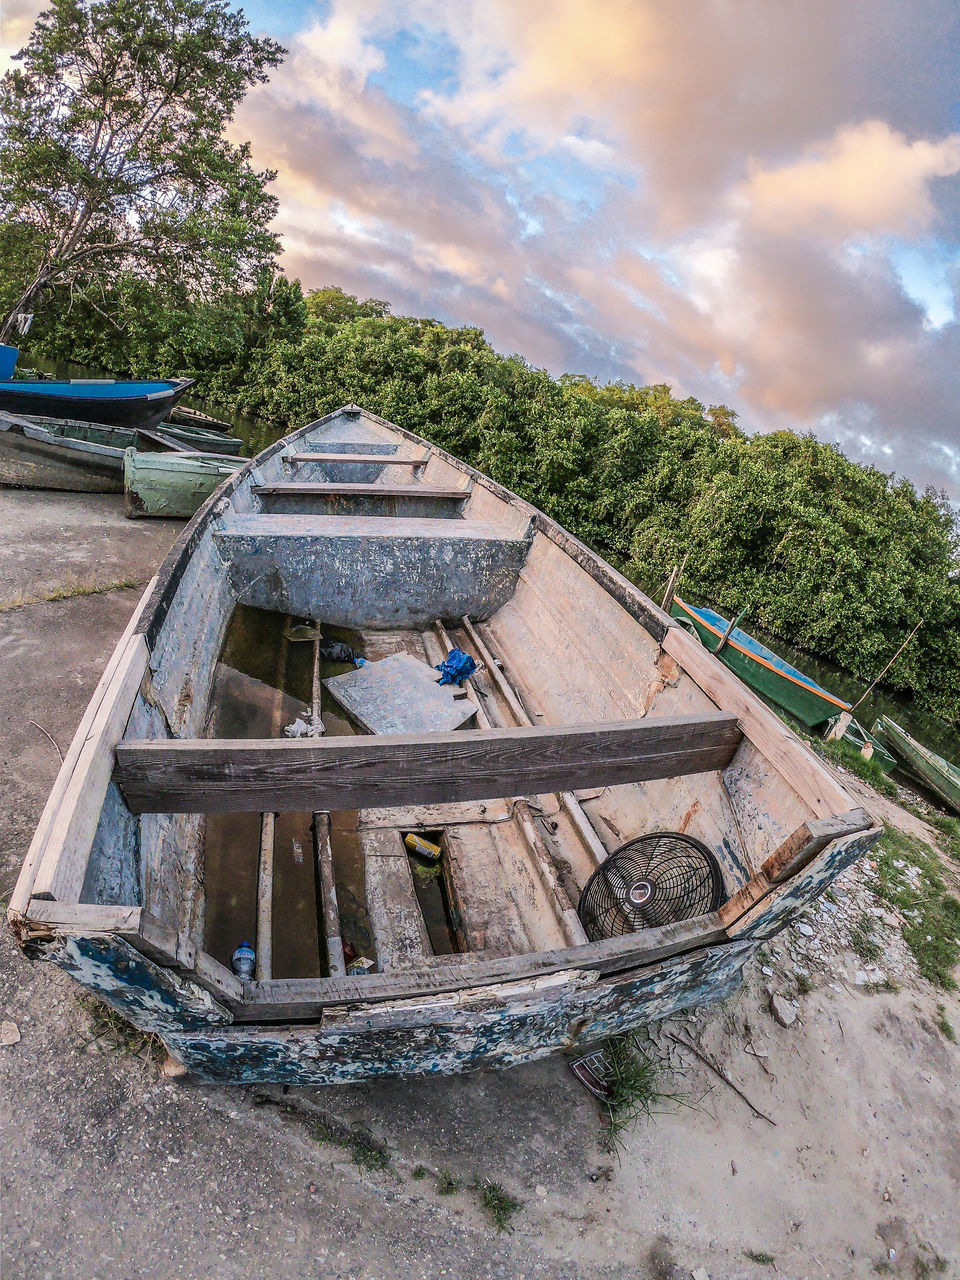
[{"x1": 0, "y1": 344, "x2": 193, "y2": 430}]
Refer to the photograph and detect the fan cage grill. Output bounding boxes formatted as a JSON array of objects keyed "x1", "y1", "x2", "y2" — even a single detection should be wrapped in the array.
[{"x1": 577, "y1": 831, "x2": 725, "y2": 941}]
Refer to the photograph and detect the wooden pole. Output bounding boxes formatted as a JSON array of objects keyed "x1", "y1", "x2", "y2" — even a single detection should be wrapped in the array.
[
  {"x1": 311, "y1": 620, "x2": 325, "y2": 735},
  {"x1": 716, "y1": 607, "x2": 748, "y2": 655},
  {"x1": 850, "y1": 618, "x2": 923, "y2": 713},
  {"x1": 661, "y1": 551, "x2": 690, "y2": 613}
]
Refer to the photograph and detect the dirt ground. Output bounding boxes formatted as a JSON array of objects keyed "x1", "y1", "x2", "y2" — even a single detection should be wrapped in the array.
[{"x1": 1, "y1": 487, "x2": 958, "y2": 1280}]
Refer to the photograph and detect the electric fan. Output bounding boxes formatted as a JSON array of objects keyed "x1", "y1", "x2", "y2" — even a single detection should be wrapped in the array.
[{"x1": 577, "y1": 832, "x2": 724, "y2": 941}]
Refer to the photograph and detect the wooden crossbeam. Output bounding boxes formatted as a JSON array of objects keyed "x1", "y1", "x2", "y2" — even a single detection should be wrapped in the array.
[
  {"x1": 252, "y1": 483, "x2": 469, "y2": 498},
  {"x1": 285, "y1": 452, "x2": 426, "y2": 465},
  {"x1": 114, "y1": 713, "x2": 742, "y2": 815}
]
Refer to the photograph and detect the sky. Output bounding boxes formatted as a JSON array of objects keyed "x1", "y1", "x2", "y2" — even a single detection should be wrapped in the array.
[{"x1": 4, "y1": 1, "x2": 960, "y2": 497}]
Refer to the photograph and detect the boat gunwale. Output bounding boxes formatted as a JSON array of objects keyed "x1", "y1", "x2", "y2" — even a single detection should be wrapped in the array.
[
  {"x1": 672, "y1": 596, "x2": 852, "y2": 711},
  {"x1": 0, "y1": 375, "x2": 194, "y2": 399}
]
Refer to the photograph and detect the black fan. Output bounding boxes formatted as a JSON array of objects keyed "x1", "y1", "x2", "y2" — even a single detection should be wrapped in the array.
[{"x1": 578, "y1": 832, "x2": 724, "y2": 941}]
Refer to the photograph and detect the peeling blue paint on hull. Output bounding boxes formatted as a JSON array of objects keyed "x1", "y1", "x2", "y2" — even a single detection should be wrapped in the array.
[{"x1": 162, "y1": 944, "x2": 752, "y2": 1085}]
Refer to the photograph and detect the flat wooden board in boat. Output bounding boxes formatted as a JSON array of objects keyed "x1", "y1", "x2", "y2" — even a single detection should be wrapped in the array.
[{"x1": 323, "y1": 653, "x2": 478, "y2": 734}]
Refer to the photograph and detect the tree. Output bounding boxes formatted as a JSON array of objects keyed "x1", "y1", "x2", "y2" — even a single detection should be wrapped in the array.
[
  {"x1": 304, "y1": 285, "x2": 391, "y2": 329},
  {"x1": 0, "y1": 0, "x2": 284, "y2": 341}
]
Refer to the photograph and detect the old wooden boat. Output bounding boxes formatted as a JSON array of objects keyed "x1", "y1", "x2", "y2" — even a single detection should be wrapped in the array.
[
  {"x1": 166, "y1": 403, "x2": 234, "y2": 434},
  {"x1": 0, "y1": 411, "x2": 186, "y2": 493},
  {"x1": 9, "y1": 405, "x2": 879, "y2": 1085},
  {"x1": 0, "y1": 375, "x2": 193, "y2": 430},
  {"x1": 671, "y1": 598, "x2": 852, "y2": 728},
  {"x1": 871, "y1": 716, "x2": 960, "y2": 812},
  {"x1": 14, "y1": 409, "x2": 243, "y2": 456},
  {"x1": 124, "y1": 447, "x2": 243, "y2": 519},
  {"x1": 0, "y1": 411, "x2": 240, "y2": 500},
  {"x1": 0, "y1": 410, "x2": 129, "y2": 492},
  {"x1": 154, "y1": 420, "x2": 243, "y2": 454}
]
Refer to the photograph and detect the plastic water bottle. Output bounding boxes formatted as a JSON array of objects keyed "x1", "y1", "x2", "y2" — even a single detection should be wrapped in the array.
[{"x1": 232, "y1": 941, "x2": 255, "y2": 979}]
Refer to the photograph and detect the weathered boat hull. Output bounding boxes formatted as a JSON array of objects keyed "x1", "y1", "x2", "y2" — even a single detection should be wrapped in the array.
[
  {"x1": 872, "y1": 716, "x2": 960, "y2": 812},
  {"x1": 9, "y1": 405, "x2": 880, "y2": 1085},
  {"x1": 124, "y1": 448, "x2": 243, "y2": 519},
  {"x1": 13, "y1": 411, "x2": 242, "y2": 457},
  {"x1": 671, "y1": 598, "x2": 851, "y2": 728},
  {"x1": 0, "y1": 419, "x2": 124, "y2": 492},
  {"x1": 166, "y1": 403, "x2": 234, "y2": 433},
  {"x1": 157, "y1": 422, "x2": 243, "y2": 454},
  {"x1": 0, "y1": 377, "x2": 193, "y2": 431}
]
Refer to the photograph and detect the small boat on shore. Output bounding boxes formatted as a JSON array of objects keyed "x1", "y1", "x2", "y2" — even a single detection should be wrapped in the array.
[
  {"x1": 124, "y1": 447, "x2": 243, "y2": 518},
  {"x1": 0, "y1": 412, "x2": 241, "y2": 520},
  {"x1": 0, "y1": 410, "x2": 130, "y2": 492},
  {"x1": 153, "y1": 420, "x2": 243, "y2": 454},
  {"x1": 0, "y1": 376, "x2": 193, "y2": 430},
  {"x1": 671, "y1": 598, "x2": 852, "y2": 728},
  {"x1": 7, "y1": 411, "x2": 242, "y2": 457},
  {"x1": 833, "y1": 716, "x2": 896, "y2": 772},
  {"x1": 166, "y1": 403, "x2": 235, "y2": 434},
  {"x1": 871, "y1": 716, "x2": 960, "y2": 812},
  {"x1": 8, "y1": 405, "x2": 878, "y2": 1085}
]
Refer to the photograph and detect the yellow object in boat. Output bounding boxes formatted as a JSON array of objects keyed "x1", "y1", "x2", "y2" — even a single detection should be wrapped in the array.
[{"x1": 404, "y1": 832, "x2": 442, "y2": 862}]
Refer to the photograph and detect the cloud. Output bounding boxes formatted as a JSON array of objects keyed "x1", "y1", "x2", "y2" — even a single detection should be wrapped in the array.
[
  {"x1": 740, "y1": 121, "x2": 960, "y2": 239},
  {"x1": 6, "y1": 0, "x2": 960, "y2": 497},
  {"x1": 0, "y1": 0, "x2": 43, "y2": 73}
]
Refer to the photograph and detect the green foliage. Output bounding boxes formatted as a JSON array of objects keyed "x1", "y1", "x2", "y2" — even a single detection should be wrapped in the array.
[
  {"x1": 0, "y1": 0, "x2": 284, "y2": 338},
  {"x1": 472, "y1": 1177, "x2": 523, "y2": 1232},
  {"x1": 815, "y1": 736, "x2": 899, "y2": 797},
  {"x1": 934, "y1": 1003, "x2": 956, "y2": 1043},
  {"x1": 23, "y1": 281, "x2": 960, "y2": 726},
  {"x1": 875, "y1": 828, "x2": 960, "y2": 988},
  {"x1": 598, "y1": 1034, "x2": 673, "y2": 1154},
  {"x1": 304, "y1": 284, "x2": 390, "y2": 330},
  {"x1": 849, "y1": 912, "x2": 883, "y2": 963},
  {"x1": 744, "y1": 1251, "x2": 776, "y2": 1266}
]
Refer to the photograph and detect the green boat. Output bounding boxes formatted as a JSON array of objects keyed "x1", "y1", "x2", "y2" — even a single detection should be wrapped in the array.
[
  {"x1": 123, "y1": 447, "x2": 243, "y2": 519},
  {"x1": 670, "y1": 597, "x2": 852, "y2": 728},
  {"x1": 825, "y1": 714, "x2": 896, "y2": 773},
  {"x1": 12, "y1": 412, "x2": 243, "y2": 455},
  {"x1": 871, "y1": 715, "x2": 960, "y2": 813},
  {"x1": 157, "y1": 420, "x2": 244, "y2": 454}
]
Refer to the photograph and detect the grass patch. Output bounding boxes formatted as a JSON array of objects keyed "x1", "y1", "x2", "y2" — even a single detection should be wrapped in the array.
[
  {"x1": 599, "y1": 1034, "x2": 676, "y2": 1154},
  {"x1": 252, "y1": 1095, "x2": 391, "y2": 1171},
  {"x1": 816, "y1": 736, "x2": 899, "y2": 797},
  {"x1": 934, "y1": 1003, "x2": 956, "y2": 1043},
  {"x1": 342, "y1": 1126, "x2": 392, "y2": 1172},
  {"x1": 744, "y1": 1250, "x2": 776, "y2": 1265},
  {"x1": 874, "y1": 827, "x2": 960, "y2": 988},
  {"x1": 472, "y1": 1177, "x2": 522, "y2": 1232},
  {"x1": 849, "y1": 912, "x2": 883, "y2": 963},
  {"x1": 0, "y1": 576, "x2": 146, "y2": 612},
  {"x1": 863, "y1": 978, "x2": 900, "y2": 995},
  {"x1": 411, "y1": 1164, "x2": 462, "y2": 1195},
  {"x1": 79, "y1": 995, "x2": 164, "y2": 1064},
  {"x1": 913, "y1": 1252, "x2": 949, "y2": 1278},
  {"x1": 929, "y1": 813, "x2": 960, "y2": 865},
  {"x1": 795, "y1": 972, "x2": 814, "y2": 995}
]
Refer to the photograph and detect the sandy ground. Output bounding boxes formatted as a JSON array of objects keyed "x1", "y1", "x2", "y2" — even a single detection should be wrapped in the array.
[{"x1": 1, "y1": 487, "x2": 958, "y2": 1280}]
